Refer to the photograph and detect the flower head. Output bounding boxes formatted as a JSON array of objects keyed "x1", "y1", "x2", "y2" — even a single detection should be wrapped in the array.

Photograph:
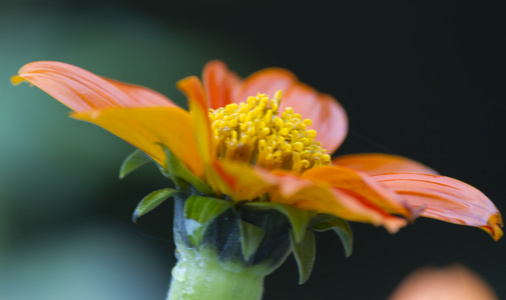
[
  {"x1": 209, "y1": 91, "x2": 330, "y2": 173},
  {"x1": 12, "y1": 60, "x2": 503, "y2": 242}
]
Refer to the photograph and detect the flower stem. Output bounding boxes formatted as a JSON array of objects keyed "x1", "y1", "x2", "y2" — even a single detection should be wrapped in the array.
[{"x1": 166, "y1": 246, "x2": 265, "y2": 300}]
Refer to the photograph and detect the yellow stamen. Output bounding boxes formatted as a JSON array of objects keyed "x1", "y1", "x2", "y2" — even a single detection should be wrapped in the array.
[{"x1": 208, "y1": 91, "x2": 331, "y2": 173}]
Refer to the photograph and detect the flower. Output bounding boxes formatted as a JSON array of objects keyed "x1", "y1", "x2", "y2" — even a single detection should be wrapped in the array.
[
  {"x1": 12, "y1": 60, "x2": 503, "y2": 240},
  {"x1": 389, "y1": 265, "x2": 498, "y2": 300}
]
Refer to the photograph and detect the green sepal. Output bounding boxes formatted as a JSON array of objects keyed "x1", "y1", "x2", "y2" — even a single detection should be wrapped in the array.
[
  {"x1": 184, "y1": 195, "x2": 233, "y2": 246},
  {"x1": 312, "y1": 216, "x2": 353, "y2": 258},
  {"x1": 244, "y1": 202, "x2": 316, "y2": 243},
  {"x1": 119, "y1": 149, "x2": 152, "y2": 179},
  {"x1": 309, "y1": 213, "x2": 337, "y2": 226},
  {"x1": 158, "y1": 144, "x2": 214, "y2": 195},
  {"x1": 290, "y1": 229, "x2": 316, "y2": 285},
  {"x1": 238, "y1": 219, "x2": 265, "y2": 261},
  {"x1": 132, "y1": 188, "x2": 179, "y2": 223}
]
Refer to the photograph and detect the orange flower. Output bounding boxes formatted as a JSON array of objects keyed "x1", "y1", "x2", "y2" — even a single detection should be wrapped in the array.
[
  {"x1": 389, "y1": 265, "x2": 498, "y2": 300},
  {"x1": 13, "y1": 60, "x2": 503, "y2": 240}
]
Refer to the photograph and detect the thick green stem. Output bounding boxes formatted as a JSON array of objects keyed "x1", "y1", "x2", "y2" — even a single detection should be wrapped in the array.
[{"x1": 166, "y1": 246, "x2": 265, "y2": 300}]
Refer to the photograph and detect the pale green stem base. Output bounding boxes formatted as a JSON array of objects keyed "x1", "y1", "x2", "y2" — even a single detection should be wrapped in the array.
[{"x1": 166, "y1": 247, "x2": 265, "y2": 300}]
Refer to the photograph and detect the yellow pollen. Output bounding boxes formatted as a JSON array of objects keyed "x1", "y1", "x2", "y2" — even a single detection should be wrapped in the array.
[{"x1": 208, "y1": 91, "x2": 331, "y2": 173}]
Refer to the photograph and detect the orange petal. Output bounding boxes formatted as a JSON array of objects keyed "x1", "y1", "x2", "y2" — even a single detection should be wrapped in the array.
[
  {"x1": 374, "y1": 173, "x2": 503, "y2": 240},
  {"x1": 177, "y1": 76, "x2": 213, "y2": 161},
  {"x1": 333, "y1": 153, "x2": 438, "y2": 176},
  {"x1": 235, "y1": 68, "x2": 297, "y2": 103},
  {"x1": 202, "y1": 60, "x2": 242, "y2": 109},
  {"x1": 72, "y1": 107, "x2": 204, "y2": 177},
  {"x1": 177, "y1": 76, "x2": 233, "y2": 194},
  {"x1": 218, "y1": 162, "x2": 276, "y2": 200},
  {"x1": 301, "y1": 165, "x2": 412, "y2": 217},
  {"x1": 235, "y1": 68, "x2": 347, "y2": 152},
  {"x1": 281, "y1": 83, "x2": 348, "y2": 153},
  {"x1": 309, "y1": 188, "x2": 408, "y2": 233},
  {"x1": 12, "y1": 61, "x2": 176, "y2": 112},
  {"x1": 267, "y1": 170, "x2": 407, "y2": 233}
]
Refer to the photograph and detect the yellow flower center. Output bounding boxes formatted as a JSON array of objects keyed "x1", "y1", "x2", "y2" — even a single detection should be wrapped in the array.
[{"x1": 208, "y1": 91, "x2": 331, "y2": 173}]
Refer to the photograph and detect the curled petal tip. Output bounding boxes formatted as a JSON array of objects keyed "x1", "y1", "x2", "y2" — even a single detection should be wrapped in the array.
[
  {"x1": 11, "y1": 75, "x2": 26, "y2": 85},
  {"x1": 483, "y1": 213, "x2": 503, "y2": 241},
  {"x1": 176, "y1": 75, "x2": 199, "y2": 91}
]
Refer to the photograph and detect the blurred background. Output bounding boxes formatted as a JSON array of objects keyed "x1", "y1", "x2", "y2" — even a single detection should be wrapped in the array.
[{"x1": 0, "y1": 1, "x2": 505, "y2": 299}]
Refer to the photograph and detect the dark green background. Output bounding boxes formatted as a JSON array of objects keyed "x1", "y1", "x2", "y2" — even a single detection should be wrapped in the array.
[{"x1": 1, "y1": 1, "x2": 505, "y2": 299}]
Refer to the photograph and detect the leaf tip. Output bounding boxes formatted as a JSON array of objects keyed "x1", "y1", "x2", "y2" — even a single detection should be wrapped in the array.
[
  {"x1": 131, "y1": 188, "x2": 178, "y2": 224},
  {"x1": 132, "y1": 211, "x2": 140, "y2": 224},
  {"x1": 119, "y1": 149, "x2": 151, "y2": 179}
]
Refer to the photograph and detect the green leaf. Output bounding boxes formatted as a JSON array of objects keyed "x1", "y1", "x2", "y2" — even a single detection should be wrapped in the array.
[
  {"x1": 290, "y1": 229, "x2": 316, "y2": 285},
  {"x1": 119, "y1": 149, "x2": 151, "y2": 179},
  {"x1": 238, "y1": 219, "x2": 265, "y2": 261},
  {"x1": 312, "y1": 217, "x2": 353, "y2": 258},
  {"x1": 244, "y1": 202, "x2": 316, "y2": 243},
  {"x1": 159, "y1": 144, "x2": 214, "y2": 195},
  {"x1": 184, "y1": 195, "x2": 233, "y2": 246},
  {"x1": 132, "y1": 188, "x2": 179, "y2": 223}
]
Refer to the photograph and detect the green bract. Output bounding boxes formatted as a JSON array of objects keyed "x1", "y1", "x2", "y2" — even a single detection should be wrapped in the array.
[
  {"x1": 132, "y1": 188, "x2": 179, "y2": 223},
  {"x1": 184, "y1": 195, "x2": 233, "y2": 246}
]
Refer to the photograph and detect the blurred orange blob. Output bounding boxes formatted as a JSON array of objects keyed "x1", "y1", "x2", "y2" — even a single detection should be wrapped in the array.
[{"x1": 389, "y1": 265, "x2": 498, "y2": 300}]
